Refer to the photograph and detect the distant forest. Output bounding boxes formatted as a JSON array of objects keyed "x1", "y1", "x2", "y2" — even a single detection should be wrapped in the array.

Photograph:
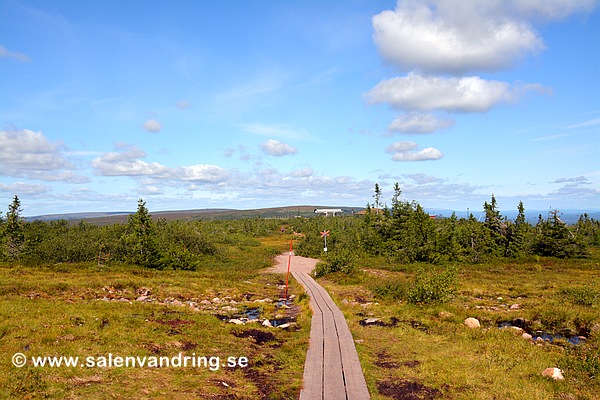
[{"x1": 1, "y1": 184, "x2": 599, "y2": 267}]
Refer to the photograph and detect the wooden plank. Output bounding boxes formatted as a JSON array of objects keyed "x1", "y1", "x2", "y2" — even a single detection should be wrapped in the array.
[{"x1": 292, "y1": 269, "x2": 370, "y2": 400}]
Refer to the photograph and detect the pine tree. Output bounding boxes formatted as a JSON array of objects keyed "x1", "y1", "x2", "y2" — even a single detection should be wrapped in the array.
[
  {"x1": 2, "y1": 195, "x2": 25, "y2": 260},
  {"x1": 373, "y1": 183, "x2": 382, "y2": 215},
  {"x1": 482, "y1": 194, "x2": 507, "y2": 257},
  {"x1": 506, "y1": 201, "x2": 528, "y2": 257},
  {"x1": 124, "y1": 199, "x2": 160, "y2": 268}
]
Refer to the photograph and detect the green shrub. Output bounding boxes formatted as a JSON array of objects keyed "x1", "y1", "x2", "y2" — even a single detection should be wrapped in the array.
[
  {"x1": 372, "y1": 280, "x2": 406, "y2": 301},
  {"x1": 407, "y1": 265, "x2": 458, "y2": 305},
  {"x1": 313, "y1": 249, "x2": 356, "y2": 278},
  {"x1": 560, "y1": 287, "x2": 599, "y2": 306}
]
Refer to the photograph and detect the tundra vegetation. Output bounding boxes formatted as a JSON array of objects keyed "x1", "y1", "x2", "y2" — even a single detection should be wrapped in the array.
[{"x1": 1, "y1": 187, "x2": 599, "y2": 399}]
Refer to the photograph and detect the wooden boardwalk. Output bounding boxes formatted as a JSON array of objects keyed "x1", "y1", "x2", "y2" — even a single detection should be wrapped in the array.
[{"x1": 268, "y1": 254, "x2": 370, "y2": 400}]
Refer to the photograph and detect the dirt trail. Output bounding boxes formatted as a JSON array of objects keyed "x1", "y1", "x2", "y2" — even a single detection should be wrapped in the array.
[{"x1": 265, "y1": 252, "x2": 319, "y2": 274}]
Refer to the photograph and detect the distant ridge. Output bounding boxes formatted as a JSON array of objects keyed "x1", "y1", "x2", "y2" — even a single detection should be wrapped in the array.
[
  {"x1": 26, "y1": 206, "x2": 599, "y2": 225},
  {"x1": 26, "y1": 206, "x2": 363, "y2": 225}
]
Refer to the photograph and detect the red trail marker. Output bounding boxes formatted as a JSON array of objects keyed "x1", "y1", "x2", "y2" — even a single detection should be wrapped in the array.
[{"x1": 284, "y1": 240, "x2": 292, "y2": 303}]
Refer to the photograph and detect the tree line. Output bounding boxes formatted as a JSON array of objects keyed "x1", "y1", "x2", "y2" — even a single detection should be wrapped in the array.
[
  {"x1": 1, "y1": 189, "x2": 598, "y2": 268},
  {"x1": 294, "y1": 183, "x2": 599, "y2": 264},
  {"x1": 0, "y1": 196, "x2": 281, "y2": 268}
]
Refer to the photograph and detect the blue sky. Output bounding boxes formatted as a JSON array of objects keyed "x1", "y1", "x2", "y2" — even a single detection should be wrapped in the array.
[{"x1": 1, "y1": 0, "x2": 599, "y2": 217}]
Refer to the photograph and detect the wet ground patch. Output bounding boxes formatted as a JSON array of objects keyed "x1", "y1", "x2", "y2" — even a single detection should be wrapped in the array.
[
  {"x1": 377, "y1": 380, "x2": 443, "y2": 400},
  {"x1": 374, "y1": 351, "x2": 421, "y2": 369},
  {"x1": 231, "y1": 329, "x2": 278, "y2": 345}
]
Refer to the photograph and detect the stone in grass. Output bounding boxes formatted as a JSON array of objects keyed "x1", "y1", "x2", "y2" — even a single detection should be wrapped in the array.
[
  {"x1": 542, "y1": 368, "x2": 564, "y2": 380},
  {"x1": 229, "y1": 319, "x2": 245, "y2": 325},
  {"x1": 262, "y1": 319, "x2": 272, "y2": 327},
  {"x1": 464, "y1": 317, "x2": 480, "y2": 329}
]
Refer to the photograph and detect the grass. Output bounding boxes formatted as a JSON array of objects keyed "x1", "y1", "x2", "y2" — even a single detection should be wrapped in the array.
[
  {"x1": 0, "y1": 230, "x2": 310, "y2": 399},
  {"x1": 318, "y1": 250, "x2": 600, "y2": 399},
  {"x1": 4, "y1": 220, "x2": 599, "y2": 399}
]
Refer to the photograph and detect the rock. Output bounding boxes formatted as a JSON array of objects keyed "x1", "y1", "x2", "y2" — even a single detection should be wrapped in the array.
[
  {"x1": 509, "y1": 304, "x2": 521, "y2": 310},
  {"x1": 212, "y1": 297, "x2": 221, "y2": 303},
  {"x1": 229, "y1": 319, "x2": 245, "y2": 325},
  {"x1": 277, "y1": 322, "x2": 297, "y2": 330},
  {"x1": 254, "y1": 298, "x2": 273, "y2": 303},
  {"x1": 542, "y1": 368, "x2": 564, "y2": 380},
  {"x1": 262, "y1": 319, "x2": 272, "y2": 327},
  {"x1": 438, "y1": 311, "x2": 454, "y2": 319},
  {"x1": 364, "y1": 318, "x2": 381, "y2": 325},
  {"x1": 200, "y1": 300, "x2": 212, "y2": 305},
  {"x1": 136, "y1": 296, "x2": 149, "y2": 302},
  {"x1": 136, "y1": 287, "x2": 151, "y2": 296},
  {"x1": 522, "y1": 332, "x2": 533, "y2": 340},
  {"x1": 464, "y1": 317, "x2": 480, "y2": 329}
]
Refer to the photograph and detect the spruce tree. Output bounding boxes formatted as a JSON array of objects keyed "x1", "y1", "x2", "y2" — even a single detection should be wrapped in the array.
[
  {"x1": 3, "y1": 195, "x2": 25, "y2": 260},
  {"x1": 124, "y1": 199, "x2": 160, "y2": 268}
]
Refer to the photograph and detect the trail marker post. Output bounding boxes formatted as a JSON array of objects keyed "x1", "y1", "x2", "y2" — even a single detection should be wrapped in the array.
[
  {"x1": 320, "y1": 230, "x2": 330, "y2": 252},
  {"x1": 284, "y1": 240, "x2": 292, "y2": 304}
]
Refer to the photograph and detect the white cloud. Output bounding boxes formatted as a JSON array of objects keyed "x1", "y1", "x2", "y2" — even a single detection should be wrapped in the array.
[
  {"x1": 386, "y1": 141, "x2": 419, "y2": 153},
  {"x1": 239, "y1": 123, "x2": 311, "y2": 141},
  {"x1": 261, "y1": 139, "x2": 298, "y2": 157},
  {"x1": 565, "y1": 118, "x2": 600, "y2": 129},
  {"x1": 0, "y1": 45, "x2": 30, "y2": 62},
  {"x1": 177, "y1": 164, "x2": 229, "y2": 182},
  {"x1": 510, "y1": 0, "x2": 597, "y2": 21},
  {"x1": 372, "y1": 1, "x2": 541, "y2": 74},
  {"x1": 0, "y1": 129, "x2": 89, "y2": 183},
  {"x1": 92, "y1": 144, "x2": 228, "y2": 183},
  {"x1": 404, "y1": 173, "x2": 445, "y2": 185},
  {"x1": 0, "y1": 182, "x2": 51, "y2": 196},
  {"x1": 372, "y1": 1, "x2": 595, "y2": 74},
  {"x1": 552, "y1": 176, "x2": 590, "y2": 185},
  {"x1": 367, "y1": 73, "x2": 527, "y2": 113},
  {"x1": 142, "y1": 119, "x2": 162, "y2": 132},
  {"x1": 388, "y1": 112, "x2": 455, "y2": 134},
  {"x1": 386, "y1": 141, "x2": 443, "y2": 161},
  {"x1": 292, "y1": 168, "x2": 314, "y2": 178}
]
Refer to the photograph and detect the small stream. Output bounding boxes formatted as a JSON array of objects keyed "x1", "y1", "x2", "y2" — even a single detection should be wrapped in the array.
[{"x1": 497, "y1": 320, "x2": 586, "y2": 345}]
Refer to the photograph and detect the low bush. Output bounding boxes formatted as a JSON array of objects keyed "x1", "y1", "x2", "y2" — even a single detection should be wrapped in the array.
[{"x1": 407, "y1": 265, "x2": 458, "y2": 305}]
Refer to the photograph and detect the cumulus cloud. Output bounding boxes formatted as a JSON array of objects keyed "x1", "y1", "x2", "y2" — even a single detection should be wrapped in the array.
[
  {"x1": 386, "y1": 141, "x2": 443, "y2": 161},
  {"x1": 388, "y1": 112, "x2": 455, "y2": 134},
  {"x1": 0, "y1": 129, "x2": 89, "y2": 183},
  {"x1": 0, "y1": 182, "x2": 51, "y2": 196},
  {"x1": 0, "y1": 45, "x2": 30, "y2": 62},
  {"x1": 292, "y1": 167, "x2": 314, "y2": 178},
  {"x1": 372, "y1": 0, "x2": 593, "y2": 74},
  {"x1": 142, "y1": 119, "x2": 162, "y2": 132},
  {"x1": 261, "y1": 139, "x2": 298, "y2": 156},
  {"x1": 366, "y1": 73, "x2": 529, "y2": 113},
  {"x1": 92, "y1": 144, "x2": 228, "y2": 183}
]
